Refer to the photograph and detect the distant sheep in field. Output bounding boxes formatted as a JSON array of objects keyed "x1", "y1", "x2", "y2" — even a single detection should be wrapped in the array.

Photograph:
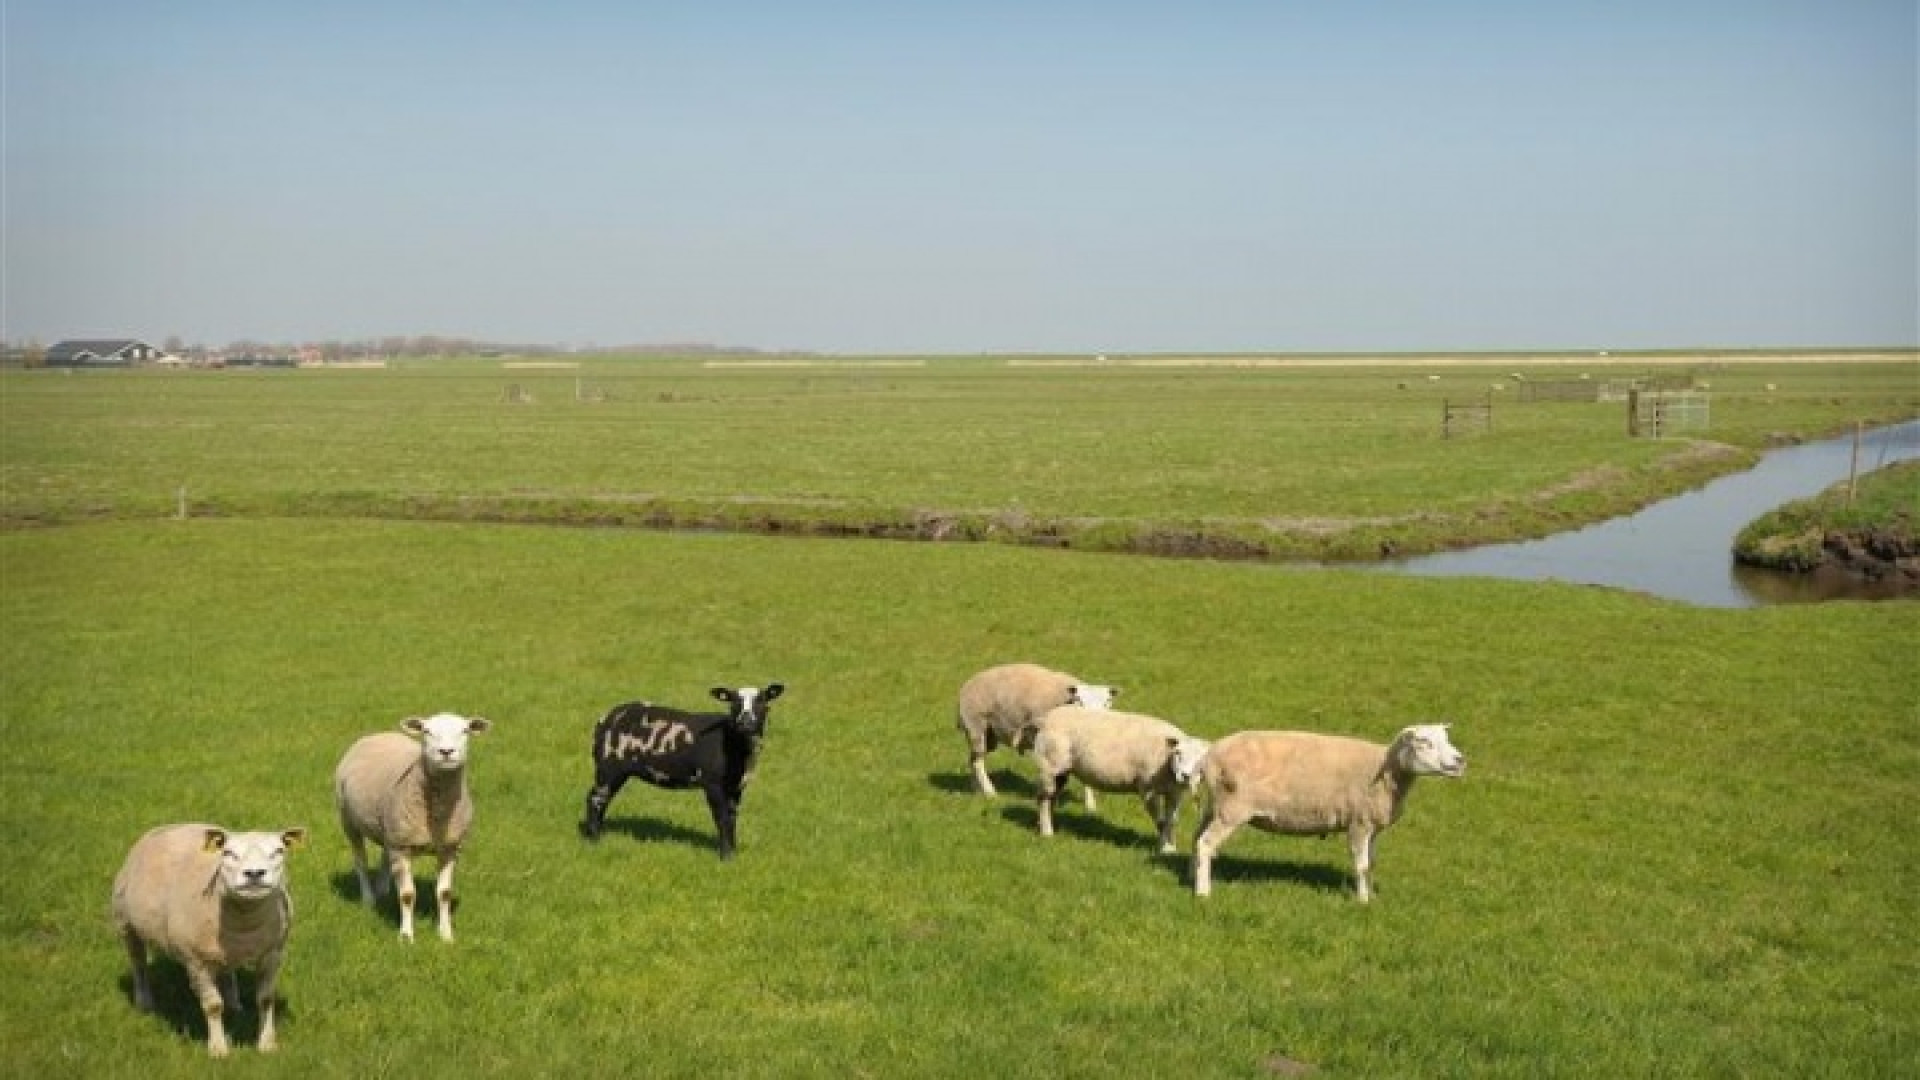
[
  {"x1": 112, "y1": 823, "x2": 308, "y2": 1057},
  {"x1": 1028, "y1": 704, "x2": 1211, "y2": 854},
  {"x1": 334, "y1": 712, "x2": 490, "y2": 943},
  {"x1": 1193, "y1": 724, "x2": 1465, "y2": 902},
  {"x1": 956, "y1": 662, "x2": 1118, "y2": 807},
  {"x1": 581, "y1": 684, "x2": 784, "y2": 859}
]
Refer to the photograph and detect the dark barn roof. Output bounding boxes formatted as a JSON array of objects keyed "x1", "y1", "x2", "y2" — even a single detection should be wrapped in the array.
[{"x1": 44, "y1": 339, "x2": 157, "y2": 366}]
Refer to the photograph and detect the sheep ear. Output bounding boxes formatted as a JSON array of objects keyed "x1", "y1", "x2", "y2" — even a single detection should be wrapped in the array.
[
  {"x1": 281, "y1": 828, "x2": 308, "y2": 851},
  {"x1": 763, "y1": 683, "x2": 785, "y2": 702},
  {"x1": 201, "y1": 828, "x2": 228, "y2": 854},
  {"x1": 400, "y1": 716, "x2": 428, "y2": 736},
  {"x1": 467, "y1": 716, "x2": 492, "y2": 735},
  {"x1": 711, "y1": 687, "x2": 735, "y2": 704}
]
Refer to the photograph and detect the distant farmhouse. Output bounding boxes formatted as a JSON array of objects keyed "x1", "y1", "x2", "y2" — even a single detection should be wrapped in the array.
[{"x1": 43, "y1": 339, "x2": 165, "y2": 368}]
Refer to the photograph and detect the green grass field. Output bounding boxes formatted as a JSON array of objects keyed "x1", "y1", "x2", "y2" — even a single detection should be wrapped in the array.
[
  {"x1": 4, "y1": 355, "x2": 1915, "y2": 557},
  {"x1": 1, "y1": 356, "x2": 1916, "y2": 1077}
]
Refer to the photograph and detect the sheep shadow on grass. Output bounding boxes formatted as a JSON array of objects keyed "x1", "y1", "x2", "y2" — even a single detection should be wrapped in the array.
[
  {"x1": 997, "y1": 801, "x2": 1174, "y2": 855},
  {"x1": 582, "y1": 813, "x2": 722, "y2": 852},
  {"x1": 1152, "y1": 850, "x2": 1353, "y2": 897},
  {"x1": 115, "y1": 963, "x2": 293, "y2": 1052},
  {"x1": 926, "y1": 767, "x2": 1043, "y2": 799},
  {"x1": 325, "y1": 870, "x2": 460, "y2": 933}
]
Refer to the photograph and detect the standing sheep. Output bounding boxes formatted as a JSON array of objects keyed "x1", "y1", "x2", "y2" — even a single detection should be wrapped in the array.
[
  {"x1": 1192, "y1": 723, "x2": 1465, "y2": 901},
  {"x1": 334, "y1": 712, "x2": 490, "y2": 943},
  {"x1": 956, "y1": 662, "x2": 1118, "y2": 806},
  {"x1": 1028, "y1": 704, "x2": 1211, "y2": 854},
  {"x1": 112, "y1": 823, "x2": 307, "y2": 1058},
  {"x1": 581, "y1": 684, "x2": 784, "y2": 859}
]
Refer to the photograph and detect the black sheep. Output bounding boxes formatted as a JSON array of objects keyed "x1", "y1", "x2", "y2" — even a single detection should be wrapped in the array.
[{"x1": 580, "y1": 684, "x2": 785, "y2": 858}]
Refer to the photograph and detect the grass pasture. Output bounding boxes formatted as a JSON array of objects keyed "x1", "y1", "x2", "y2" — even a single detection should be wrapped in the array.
[
  {"x1": 1, "y1": 354, "x2": 1917, "y2": 1077},
  {"x1": 2, "y1": 519, "x2": 1916, "y2": 1078},
  {"x1": 4, "y1": 354, "x2": 1915, "y2": 558}
]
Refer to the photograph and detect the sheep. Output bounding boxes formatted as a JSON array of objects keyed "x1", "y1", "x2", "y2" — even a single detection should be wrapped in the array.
[
  {"x1": 333, "y1": 712, "x2": 491, "y2": 943},
  {"x1": 1028, "y1": 704, "x2": 1211, "y2": 854},
  {"x1": 956, "y1": 662, "x2": 1118, "y2": 807},
  {"x1": 1192, "y1": 723, "x2": 1464, "y2": 902},
  {"x1": 111, "y1": 824, "x2": 307, "y2": 1058},
  {"x1": 580, "y1": 684, "x2": 784, "y2": 859}
]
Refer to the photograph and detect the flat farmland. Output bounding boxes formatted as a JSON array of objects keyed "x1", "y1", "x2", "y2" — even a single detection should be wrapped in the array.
[
  {"x1": 1, "y1": 353, "x2": 1916, "y2": 1077},
  {"x1": 3, "y1": 354, "x2": 1914, "y2": 557}
]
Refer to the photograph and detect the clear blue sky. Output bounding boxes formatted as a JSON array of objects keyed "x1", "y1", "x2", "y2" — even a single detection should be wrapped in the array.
[{"x1": 5, "y1": 1, "x2": 1915, "y2": 353}]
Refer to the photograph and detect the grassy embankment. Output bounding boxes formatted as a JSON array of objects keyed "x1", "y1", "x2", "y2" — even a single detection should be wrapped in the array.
[{"x1": 1735, "y1": 459, "x2": 1919, "y2": 574}]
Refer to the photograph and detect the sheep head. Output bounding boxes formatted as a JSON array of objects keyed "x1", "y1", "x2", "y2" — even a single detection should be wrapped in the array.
[
  {"x1": 712, "y1": 684, "x2": 785, "y2": 738},
  {"x1": 1066, "y1": 683, "x2": 1118, "y2": 709},
  {"x1": 201, "y1": 827, "x2": 307, "y2": 901},
  {"x1": 400, "y1": 712, "x2": 490, "y2": 774},
  {"x1": 1166, "y1": 735, "x2": 1212, "y2": 788},
  {"x1": 1391, "y1": 723, "x2": 1465, "y2": 778}
]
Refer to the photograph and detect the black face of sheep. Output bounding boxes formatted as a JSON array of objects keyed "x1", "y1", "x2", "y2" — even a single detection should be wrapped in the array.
[
  {"x1": 713, "y1": 684, "x2": 782, "y2": 739},
  {"x1": 581, "y1": 683, "x2": 786, "y2": 859}
]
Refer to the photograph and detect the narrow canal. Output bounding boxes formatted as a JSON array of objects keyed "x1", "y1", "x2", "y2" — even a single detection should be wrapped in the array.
[{"x1": 1375, "y1": 420, "x2": 1920, "y2": 608}]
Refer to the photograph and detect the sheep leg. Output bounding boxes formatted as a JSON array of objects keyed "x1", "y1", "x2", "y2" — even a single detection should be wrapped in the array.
[
  {"x1": 182, "y1": 959, "x2": 231, "y2": 1058},
  {"x1": 703, "y1": 781, "x2": 737, "y2": 859},
  {"x1": 581, "y1": 770, "x2": 628, "y2": 840},
  {"x1": 121, "y1": 929, "x2": 153, "y2": 1012},
  {"x1": 968, "y1": 727, "x2": 998, "y2": 797},
  {"x1": 345, "y1": 829, "x2": 377, "y2": 906},
  {"x1": 254, "y1": 948, "x2": 283, "y2": 1052},
  {"x1": 1348, "y1": 825, "x2": 1376, "y2": 903},
  {"x1": 390, "y1": 851, "x2": 418, "y2": 943},
  {"x1": 1147, "y1": 791, "x2": 1178, "y2": 855},
  {"x1": 1036, "y1": 771, "x2": 1065, "y2": 837},
  {"x1": 220, "y1": 970, "x2": 242, "y2": 1014},
  {"x1": 434, "y1": 852, "x2": 458, "y2": 942},
  {"x1": 1193, "y1": 811, "x2": 1243, "y2": 898},
  {"x1": 1081, "y1": 784, "x2": 1099, "y2": 813}
]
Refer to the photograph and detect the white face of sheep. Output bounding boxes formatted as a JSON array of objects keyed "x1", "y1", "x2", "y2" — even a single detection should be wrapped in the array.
[
  {"x1": 1167, "y1": 736, "x2": 1212, "y2": 788},
  {"x1": 1400, "y1": 724, "x2": 1466, "y2": 778},
  {"x1": 203, "y1": 827, "x2": 307, "y2": 902},
  {"x1": 401, "y1": 713, "x2": 491, "y2": 773},
  {"x1": 1066, "y1": 683, "x2": 1118, "y2": 710}
]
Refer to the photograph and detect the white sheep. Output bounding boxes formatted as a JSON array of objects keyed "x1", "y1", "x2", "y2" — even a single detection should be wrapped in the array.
[
  {"x1": 334, "y1": 712, "x2": 490, "y2": 943},
  {"x1": 111, "y1": 824, "x2": 308, "y2": 1057},
  {"x1": 1193, "y1": 723, "x2": 1464, "y2": 901},
  {"x1": 955, "y1": 662, "x2": 1117, "y2": 808},
  {"x1": 1028, "y1": 704, "x2": 1211, "y2": 854}
]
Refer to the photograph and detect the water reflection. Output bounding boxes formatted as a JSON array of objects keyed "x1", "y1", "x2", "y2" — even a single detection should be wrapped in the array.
[{"x1": 1377, "y1": 420, "x2": 1920, "y2": 608}]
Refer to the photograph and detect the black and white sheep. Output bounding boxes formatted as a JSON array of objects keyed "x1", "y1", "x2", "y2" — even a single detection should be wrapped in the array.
[
  {"x1": 580, "y1": 684, "x2": 784, "y2": 859},
  {"x1": 1192, "y1": 723, "x2": 1465, "y2": 901},
  {"x1": 112, "y1": 824, "x2": 308, "y2": 1057},
  {"x1": 333, "y1": 712, "x2": 491, "y2": 943},
  {"x1": 955, "y1": 662, "x2": 1118, "y2": 805},
  {"x1": 1028, "y1": 704, "x2": 1211, "y2": 854}
]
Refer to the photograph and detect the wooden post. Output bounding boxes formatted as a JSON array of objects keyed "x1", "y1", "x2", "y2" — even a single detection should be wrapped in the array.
[
  {"x1": 1627, "y1": 389, "x2": 1640, "y2": 438},
  {"x1": 1847, "y1": 420, "x2": 1862, "y2": 505},
  {"x1": 176, "y1": 486, "x2": 188, "y2": 520}
]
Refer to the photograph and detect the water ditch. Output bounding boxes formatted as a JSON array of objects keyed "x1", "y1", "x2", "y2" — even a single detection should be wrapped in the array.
[{"x1": 1369, "y1": 420, "x2": 1920, "y2": 608}]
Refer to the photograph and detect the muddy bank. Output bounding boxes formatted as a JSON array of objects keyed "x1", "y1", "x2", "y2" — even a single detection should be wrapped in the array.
[{"x1": 1738, "y1": 526, "x2": 1920, "y2": 595}]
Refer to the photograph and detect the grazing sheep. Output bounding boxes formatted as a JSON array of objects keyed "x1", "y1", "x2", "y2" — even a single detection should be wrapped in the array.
[
  {"x1": 581, "y1": 684, "x2": 784, "y2": 859},
  {"x1": 1193, "y1": 724, "x2": 1464, "y2": 901},
  {"x1": 334, "y1": 712, "x2": 490, "y2": 943},
  {"x1": 112, "y1": 824, "x2": 307, "y2": 1058},
  {"x1": 1028, "y1": 704, "x2": 1211, "y2": 854},
  {"x1": 956, "y1": 662, "x2": 1118, "y2": 806}
]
